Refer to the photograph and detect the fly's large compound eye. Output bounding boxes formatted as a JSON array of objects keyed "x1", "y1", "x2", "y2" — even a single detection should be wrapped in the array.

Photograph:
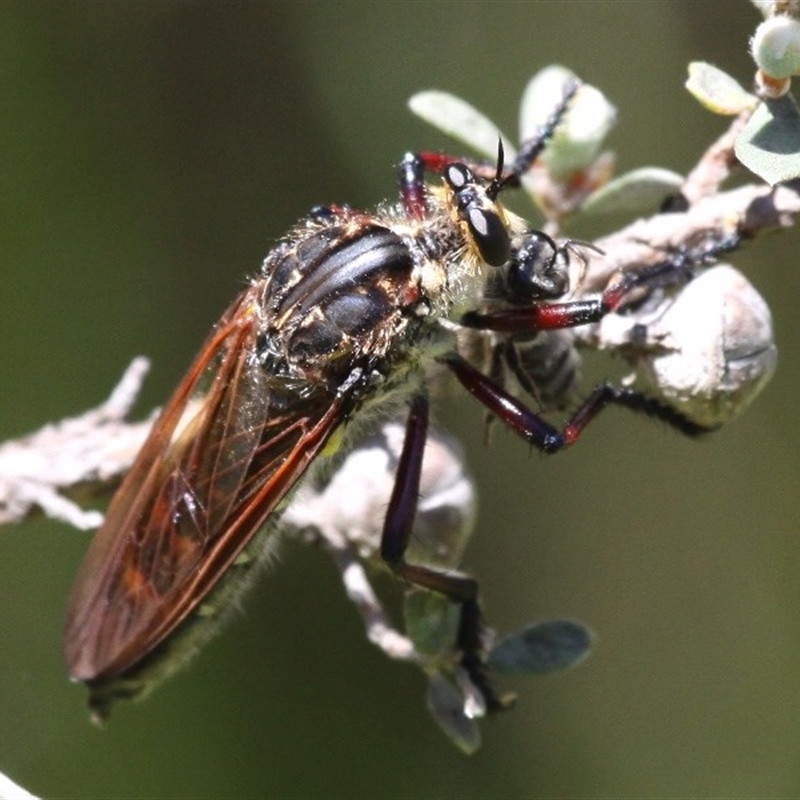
[
  {"x1": 468, "y1": 205, "x2": 511, "y2": 268},
  {"x1": 445, "y1": 163, "x2": 511, "y2": 268},
  {"x1": 506, "y1": 231, "x2": 569, "y2": 300}
]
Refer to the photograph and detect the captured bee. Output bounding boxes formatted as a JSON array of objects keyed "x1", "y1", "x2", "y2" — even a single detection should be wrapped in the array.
[{"x1": 64, "y1": 81, "x2": 713, "y2": 721}]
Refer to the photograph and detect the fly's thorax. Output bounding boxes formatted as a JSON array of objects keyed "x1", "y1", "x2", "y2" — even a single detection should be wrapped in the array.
[{"x1": 254, "y1": 215, "x2": 431, "y2": 390}]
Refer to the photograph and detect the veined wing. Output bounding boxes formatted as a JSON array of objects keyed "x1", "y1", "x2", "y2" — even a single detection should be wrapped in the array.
[{"x1": 64, "y1": 285, "x2": 351, "y2": 684}]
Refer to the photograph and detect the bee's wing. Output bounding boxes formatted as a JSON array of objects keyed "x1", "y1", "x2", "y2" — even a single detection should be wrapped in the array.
[{"x1": 64, "y1": 285, "x2": 347, "y2": 683}]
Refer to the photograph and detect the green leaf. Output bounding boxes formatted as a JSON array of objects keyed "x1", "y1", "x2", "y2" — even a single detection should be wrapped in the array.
[
  {"x1": 735, "y1": 94, "x2": 800, "y2": 184},
  {"x1": 686, "y1": 62, "x2": 757, "y2": 115},
  {"x1": 487, "y1": 620, "x2": 593, "y2": 674},
  {"x1": 426, "y1": 674, "x2": 481, "y2": 755},
  {"x1": 404, "y1": 590, "x2": 460, "y2": 657},
  {"x1": 520, "y1": 65, "x2": 617, "y2": 179},
  {"x1": 582, "y1": 167, "x2": 684, "y2": 215},
  {"x1": 408, "y1": 90, "x2": 516, "y2": 161}
]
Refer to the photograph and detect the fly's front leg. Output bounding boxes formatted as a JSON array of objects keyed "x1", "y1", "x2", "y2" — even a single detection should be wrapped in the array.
[
  {"x1": 459, "y1": 266, "x2": 648, "y2": 334},
  {"x1": 380, "y1": 392, "x2": 507, "y2": 713},
  {"x1": 462, "y1": 231, "x2": 746, "y2": 335}
]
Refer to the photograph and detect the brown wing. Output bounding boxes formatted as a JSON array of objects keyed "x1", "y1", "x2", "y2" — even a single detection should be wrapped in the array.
[{"x1": 64, "y1": 285, "x2": 350, "y2": 683}]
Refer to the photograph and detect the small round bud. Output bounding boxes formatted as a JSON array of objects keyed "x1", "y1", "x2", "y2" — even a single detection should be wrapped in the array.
[
  {"x1": 638, "y1": 266, "x2": 777, "y2": 427},
  {"x1": 751, "y1": 16, "x2": 800, "y2": 79}
]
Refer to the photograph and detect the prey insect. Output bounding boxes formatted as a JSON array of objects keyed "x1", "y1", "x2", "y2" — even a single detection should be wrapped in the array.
[{"x1": 64, "y1": 81, "x2": 713, "y2": 720}]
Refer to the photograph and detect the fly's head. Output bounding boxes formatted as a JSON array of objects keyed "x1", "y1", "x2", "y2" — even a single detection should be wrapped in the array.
[{"x1": 423, "y1": 155, "x2": 578, "y2": 323}]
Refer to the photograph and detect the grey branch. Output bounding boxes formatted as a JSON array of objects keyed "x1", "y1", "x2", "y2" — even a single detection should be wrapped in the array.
[
  {"x1": 0, "y1": 357, "x2": 153, "y2": 530},
  {"x1": 1, "y1": 115, "x2": 798, "y2": 534}
]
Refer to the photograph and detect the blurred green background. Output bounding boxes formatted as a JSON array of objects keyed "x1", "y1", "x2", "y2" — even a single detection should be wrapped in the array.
[{"x1": 2, "y1": 1, "x2": 800, "y2": 798}]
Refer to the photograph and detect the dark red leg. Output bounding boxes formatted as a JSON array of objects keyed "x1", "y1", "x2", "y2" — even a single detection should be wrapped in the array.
[
  {"x1": 380, "y1": 392, "x2": 506, "y2": 712},
  {"x1": 461, "y1": 231, "x2": 744, "y2": 334},
  {"x1": 396, "y1": 149, "x2": 495, "y2": 218},
  {"x1": 459, "y1": 266, "x2": 650, "y2": 333},
  {"x1": 443, "y1": 352, "x2": 709, "y2": 452},
  {"x1": 397, "y1": 153, "x2": 429, "y2": 220}
]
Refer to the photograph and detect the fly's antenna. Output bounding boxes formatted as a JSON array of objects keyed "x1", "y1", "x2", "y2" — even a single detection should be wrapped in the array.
[{"x1": 486, "y1": 139, "x2": 507, "y2": 201}]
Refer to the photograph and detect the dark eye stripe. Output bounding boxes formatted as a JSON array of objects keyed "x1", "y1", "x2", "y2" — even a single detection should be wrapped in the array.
[{"x1": 468, "y1": 208, "x2": 511, "y2": 267}]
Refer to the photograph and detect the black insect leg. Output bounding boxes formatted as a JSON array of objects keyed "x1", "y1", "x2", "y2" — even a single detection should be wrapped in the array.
[
  {"x1": 499, "y1": 78, "x2": 581, "y2": 191},
  {"x1": 443, "y1": 352, "x2": 709, "y2": 453},
  {"x1": 381, "y1": 392, "x2": 506, "y2": 712}
]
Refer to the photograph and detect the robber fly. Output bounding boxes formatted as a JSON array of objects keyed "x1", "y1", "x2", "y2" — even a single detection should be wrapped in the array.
[{"x1": 64, "y1": 81, "x2": 710, "y2": 720}]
